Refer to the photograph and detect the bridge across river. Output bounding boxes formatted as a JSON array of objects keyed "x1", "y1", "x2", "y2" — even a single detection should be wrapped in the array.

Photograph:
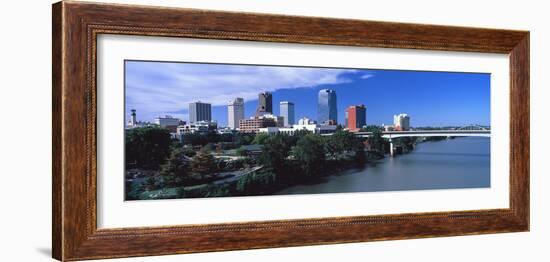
[
  {"x1": 352, "y1": 130, "x2": 491, "y2": 156},
  {"x1": 355, "y1": 130, "x2": 491, "y2": 138}
]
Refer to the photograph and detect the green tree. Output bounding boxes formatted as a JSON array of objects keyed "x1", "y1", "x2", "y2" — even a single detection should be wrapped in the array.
[
  {"x1": 125, "y1": 126, "x2": 172, "y2": 169},
  {"x1": 252, "y1": 132, "x2": 270, "y2": 145},
  {"x1": 181, "y1": 133, "x2": 202, "y2": 146},
  {"x1": 205, "y1": 131, "x2": 221, "y2": 144},
  {"x1": 181, "y1": 146, "x2": 196, "y2": 157},
  {"x1": 360, "y1": 125, "x2": 383, "y2": 132},
  {"x1": 259, "y1": 134, "x2": 290, "y2": 171},
  {"x1": 293, "y1": 129, "x2": 310, "y2": 138},
  {"x1": 160, "y1": 147, "x2": 190, "y2": 179},
  {"x1": 191, "y1": 148, "x2": 216, "y2": 179},
  {"x1": 395, "y1": 136, "x2": 416, "y2": 151},
  {"x1": 291, "y1": 134, "x2": 326, "y2": 177},
  {"x1": 353, "y1": 138, "x2": 366, "y2": 163},
  {"x1": 368, "y1": 129, "x2": 385, "y2": 152},
  {"x1": 324, "y1": 130, "x2": 355, "y2": 159},
  {"x1": 236, "y1": 170, "x2": 276, "y2": 195},
  {"x1": 234, "y1": 133, "x2": 254, "y2": 146},
  {"x1": 282, "y1": 129, "x2": 309, "y2": 148}
]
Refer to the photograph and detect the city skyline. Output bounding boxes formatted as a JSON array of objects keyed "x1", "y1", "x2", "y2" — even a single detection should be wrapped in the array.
[{"x1": 125, "y1": 61, "x2": 490, "y2": 127}]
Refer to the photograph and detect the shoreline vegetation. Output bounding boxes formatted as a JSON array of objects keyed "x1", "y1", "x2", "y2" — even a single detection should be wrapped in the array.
[{"x1": 125, "y1": 126, "x2": 428, "y2": 200}]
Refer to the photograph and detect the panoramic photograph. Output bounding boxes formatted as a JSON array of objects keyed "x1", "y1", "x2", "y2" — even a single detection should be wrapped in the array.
[{"x1": 124, "y1": 60, "x2": 491, "y2": 201}]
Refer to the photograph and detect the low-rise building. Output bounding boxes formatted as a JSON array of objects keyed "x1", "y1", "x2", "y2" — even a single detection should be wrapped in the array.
[
  {"x1": 238, "y1": 114, "x2": 284, "y2": 133},
  {"x1": 177, "y1": 120, "x2": 217, "y2": 135},
  {"x1": 298, "y1": 123, "x2": 338, "y2": 134},
  {"x1": 154, "y1": 115, "x2": 182, "y2": 128},
  {"x1": 217, "y1": 128, "x2": 235, "y2": 135},
  {"x1": 258, "y1": 118, "x2": 337, "y2": 135},
  {"x1": 258, "y1": 126, "x2": 295, "y2": 135},
  {"x1": 239, "y1": 117, "x2": 277, "y2": 133},
  {"x1": 298, "y1": 117, "x2": 316, "y2": 125}
]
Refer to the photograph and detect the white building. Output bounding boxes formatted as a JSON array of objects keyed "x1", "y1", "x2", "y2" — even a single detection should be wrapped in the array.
[
  {"x1": 279, "y1": 101, "x2": 295, "y2": 127},
  {"x1": 217, "y1": 128, "x2": 235, "y2": 135},
  {"x1": 228, "y1": 98, "x2": 244, "y2": 130},
  {"x1": 154, "y1": 115, "x2": 181, "y2": 128},
  {"x1": 258, "y1": 117, "x2": 337, "y2": 135},
  {"x1": 393, "y1": 113, "x2": 410, "y2": 131},
  {"x1": 259, "y1": 126, "x2": 295, "y2": 135},
  {"x1": 176, "y1": 120, "x2": 217, "y2": 135},
  {"x1": 298, "y1": 117, "x2": 316, "y2": 125},
  {"x1": 293, "y1": 122, "x2": 337, "y2": 134}
]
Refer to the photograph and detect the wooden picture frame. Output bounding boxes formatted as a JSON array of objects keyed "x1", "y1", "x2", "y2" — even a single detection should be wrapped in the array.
[{"x1": 52, "y1": 1, "x2": 529, "y2": 261}]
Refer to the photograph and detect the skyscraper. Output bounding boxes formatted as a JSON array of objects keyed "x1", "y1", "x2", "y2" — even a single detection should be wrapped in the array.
[
  {"x1": 279, "y1": 101, "x2": 295, "y2": 127},
  {"x1": 346, "y1": 105, "x2": 366, "y2": 131},
  {"x1": 256, "y1": 92, "x2": 273, "y2": 116},
  {"x1": 393, "y1": 113, "x2": 410, "y2": 131},
  {"x1": 189, "y1": 102, "x2": 211, "y2": 123},
  {"x1": 317, "y1": 89, "x2": 337, "y2": 125},
  {"x1": 228, "y1": 98, "x2": 245, "y2": 129}
]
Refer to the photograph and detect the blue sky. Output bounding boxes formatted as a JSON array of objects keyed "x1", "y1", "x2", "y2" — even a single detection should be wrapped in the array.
[{"x1": 125, "y1": 60, "x2": 490, "y2": 127}]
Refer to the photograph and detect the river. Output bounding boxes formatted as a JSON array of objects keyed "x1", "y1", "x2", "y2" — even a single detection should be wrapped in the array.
[{"x1": 274, "y1": 137, "x2": 490, "y2": 195}]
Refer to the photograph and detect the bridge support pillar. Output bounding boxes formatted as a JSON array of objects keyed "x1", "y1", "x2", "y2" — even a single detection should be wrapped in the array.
[{"x1": 389, "y1": 138, "x2": 394, "y2": 157}]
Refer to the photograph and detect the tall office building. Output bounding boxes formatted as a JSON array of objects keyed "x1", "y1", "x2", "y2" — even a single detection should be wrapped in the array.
[
  {"x1": 189, "y1": 102, "x2": 211, "y2": 123},
  {"x1": 346, "y1": 105, "x2": 366, "y2": 131},
  {"x1": 228, "y1": 98, "x2": 245, "y2": 129},
  {"x1": 317, "y1": 89, "x2": 337, "y2": 125},
  {"x1": 279, "y1": 101, "x2": 295, "y2": 127},
  {"x1": 393, "y1": 113, "x2": 410, "y2": 131},
  {"x1": 256, "y1": 92, "x2": 273, "y2": 115}
]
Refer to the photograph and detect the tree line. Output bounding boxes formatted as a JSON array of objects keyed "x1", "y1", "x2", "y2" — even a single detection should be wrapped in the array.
[{"x1": 125, "y1": 126, "x2": 389, "y2": 198}]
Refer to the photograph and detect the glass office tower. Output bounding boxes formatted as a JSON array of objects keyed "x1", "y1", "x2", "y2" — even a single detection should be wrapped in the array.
[
  {"x1": 279, "y1": 101, "x2": 295, "y2": 127},
  {"x1": 317, "y1": 89, "x2": 337, "y2": 124}
]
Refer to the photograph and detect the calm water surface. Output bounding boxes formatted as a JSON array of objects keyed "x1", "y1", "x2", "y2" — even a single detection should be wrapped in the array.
[{"x1": 274, "y1": 137, "x2": 490, "y2": 195}]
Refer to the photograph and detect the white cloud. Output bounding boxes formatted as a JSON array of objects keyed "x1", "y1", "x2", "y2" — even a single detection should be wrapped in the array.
[
  {"x1": 360, "y1": 73, "x2": 375, "y2": 79},
  {"x1": 125, "y1": 61, "x2": 358, "y2": 122}
]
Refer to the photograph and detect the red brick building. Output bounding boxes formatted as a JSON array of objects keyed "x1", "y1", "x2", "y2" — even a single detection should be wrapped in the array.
[
  {"x1": 239, "y1": 118, "x2": 277, "y2": 133},
  {"x1": 346, "y1": 104, "x2": 366, "y2": 132}
]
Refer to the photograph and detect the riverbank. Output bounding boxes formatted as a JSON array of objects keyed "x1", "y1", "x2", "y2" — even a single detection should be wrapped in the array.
[
  {"x1": 130, "y1": 150, "x2": 385, "y2": 200},
  {"x1": 129, "y1": 138, "x2": 490, "y2": 199}
]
